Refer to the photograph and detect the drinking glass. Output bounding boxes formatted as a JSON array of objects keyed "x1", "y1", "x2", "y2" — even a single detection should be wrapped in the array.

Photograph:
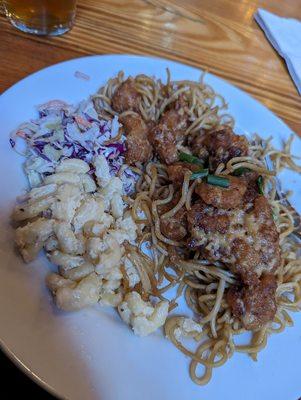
[{"x1": 2, "y1": 0, "x2": 77, "y2": 36}]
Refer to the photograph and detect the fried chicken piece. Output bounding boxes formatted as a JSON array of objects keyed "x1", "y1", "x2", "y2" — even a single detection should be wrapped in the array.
[
  {"x1": 230, "y1": 238, "x2": 260, "y2": 285},
  {"x1": 187, "y1": 196, "x2": 281, "y2": 283},
  {"x1": 111, "y1": 78, "x2": 141, "y2": 113},
  {"x1": 160, "y1": 208, "x2": 187, "y2": 241},
  {"x1": 195, "y1": 176, "x2": 247, "y2": 210},
  {"x1": 166, "y1": 162, "x2": 200, "y2": 186},
  {"x1": 158, "y1": 191, "x2": 187, "y2": 241},
  {"x1": 160, "y1": 105, "x2": 188, "y2": 133},
  {"x1": 248, "y1": 195, "x2": 281, "y2": 275},
  {"x1": 227, "y1": 274, "x2": 277, "y2": 330},
  {"x1": 188, "y1": 131, "x2": 209, "y2": 160},
  {"x1": 149, "y1": 125, "x2": 179, "y2": 164},
  {"x1": 191, "y1": 127, "x2": 249, "y2": 171},
  {"x1": 186, "y1": 201, "x2": 234, "y2": 262},
  {"x1": 187, "y1": 201, "x2": 231, "y2": 236},
  {"x1": 213, "y1": 195, "x2": 280, "y2": 285},
  {"x1": 243, "y1": 171, "x2": 260, "y2": 206},
  {"x1": 120, "y1": 114, "x2": 153, "y2": 165},
  {"x1": 204, "y1": 127, "x2": 249, "y2": 170},
  {"x1": 149, "y1": 97, "x2": 189, "y2": 165}
]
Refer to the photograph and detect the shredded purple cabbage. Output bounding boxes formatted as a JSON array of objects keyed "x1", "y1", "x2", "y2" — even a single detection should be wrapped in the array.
[{"x1": 10, "y1": 99, "x2": 137, "y2": 193}]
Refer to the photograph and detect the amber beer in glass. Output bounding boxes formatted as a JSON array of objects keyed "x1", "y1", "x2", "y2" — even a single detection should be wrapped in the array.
[{"x1": 3, "y1": 0, "x2": 77, "y2": 36}]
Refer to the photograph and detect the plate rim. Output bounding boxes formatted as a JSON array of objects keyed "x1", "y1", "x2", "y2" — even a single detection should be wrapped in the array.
[
  {"x1": 0, "y1": 53, "x2": 299, "y2": 400},
  {"x1": 1, "y1": 53, "x2": 297, "y2": 138},
  {"x1": 0, "y1": 338, "x2": 65, "y2": 399}
]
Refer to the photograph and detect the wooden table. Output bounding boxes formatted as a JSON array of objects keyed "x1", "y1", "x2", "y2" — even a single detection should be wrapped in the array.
[
  {"x1": 1, "y1": 0, "x2": 301, "y2": 135},
  {"x1": 1, "y1": 1, "x2": 300, "y2": 135}
]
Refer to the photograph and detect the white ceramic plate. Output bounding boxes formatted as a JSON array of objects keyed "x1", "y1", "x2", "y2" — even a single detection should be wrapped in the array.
[{"x1": 0, "y1": 55, "x2": 300, "y2": 400}]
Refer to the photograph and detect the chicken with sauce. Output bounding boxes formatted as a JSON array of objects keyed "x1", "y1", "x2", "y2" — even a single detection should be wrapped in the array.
[
  {"x1": 167, "y1": 129, "x2": 280, "y2": 330},
  {"x1": 158, "y1": 191, "x2": 188, "y2": 242},
  {"x1": 167, "y1": 162, "x2": 200, "y2": 186},
  {"x1": 120, "y1": 114, "x2": 153, "y2": 165},
  {"x1": 111, "y1": 78, "x2": 153, "y2": 164},
  {"x1": 227, "y1": 274, "x2": 277, "y2": 330},
  {"x1": 195, "y1": 175, "x2": 247, "y2": 209},
  {"x1": 111, "y1": 78, "x2": 281, "y2": 331},
  {"x1": 148, "y1": 96, "x2": 189, "y2": 165},
  {"x1": 111, "y1": 78, "x2": 141, "y2": 114},
  {"x1": 187, "y1": 174, "x2": 280, "y2": 329},
  {"x1": 190, "y1": 127, "x2": 249, "y2": 171}
]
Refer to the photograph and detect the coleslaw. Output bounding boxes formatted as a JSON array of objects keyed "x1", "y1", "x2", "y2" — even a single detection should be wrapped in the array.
[{"x1": 9, "y1": 98, "x2": 137, "y2": 194}]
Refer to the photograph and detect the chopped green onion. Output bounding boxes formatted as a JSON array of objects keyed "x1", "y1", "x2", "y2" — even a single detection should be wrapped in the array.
[
  {"x1": 179, "y1": 152, "x2": 203, "y2": 166},
  {"x1": 190, "y1": 170, "x2": 230, "y2": 188},
  {"x1": 233, "y1": 167, "x2": 250, "y2": 176},
  {"x1": 207, "y1": 174, "x2": 230, "y2": 188},
  {"x1": 190, "y1": 168, "x2": 209, "y2": 180},
  {"x1": 257, "y1": 175, "x2": 264, "y2": 195},
  {"x1": 272, "y1": 210, "x2": 276, "y2": 221}
]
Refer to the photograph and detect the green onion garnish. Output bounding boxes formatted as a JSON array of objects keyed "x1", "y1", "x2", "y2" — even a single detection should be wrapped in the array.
[
  {"x1": 190, "y1": 169, "x2": 209, "y2": 180},
  {"x1": 190, "y1": 170, "x2": 230, "y2": 188},
  {"x1": 179, "y1": 152, "x2": 203, "y2": 166},
  {"x1": 233, "y1": 167, "x2": 250, "y2": 176},
  {"x1": 257, "y1": 175, "x2": 264, "y2": 195},
  {"x1": 207, "y1": 175, "x2": 230, "y2": 188}
]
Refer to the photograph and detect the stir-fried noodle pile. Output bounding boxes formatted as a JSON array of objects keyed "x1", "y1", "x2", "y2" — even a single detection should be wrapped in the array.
[{"x1": 94, "y1": 71, "x2": 301, "y2": 384}]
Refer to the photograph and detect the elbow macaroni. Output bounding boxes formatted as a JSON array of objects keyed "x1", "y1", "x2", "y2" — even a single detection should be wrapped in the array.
[
  {"x1": 118, "y1": 292, "x2": 169, "y2": 337},
  {"x1": 14, "y1": 156, "x2": 168, "y2": 334}
]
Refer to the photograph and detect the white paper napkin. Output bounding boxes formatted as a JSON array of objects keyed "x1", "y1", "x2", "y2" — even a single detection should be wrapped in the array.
[{"x1": 255, "y1": 8, "x2": 301, "y2": 95}]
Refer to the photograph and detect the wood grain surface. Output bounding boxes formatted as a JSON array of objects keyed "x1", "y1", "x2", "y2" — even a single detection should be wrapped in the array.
[{"x1": 0, "y1": 0, "x2": 300, "y2": 135}]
